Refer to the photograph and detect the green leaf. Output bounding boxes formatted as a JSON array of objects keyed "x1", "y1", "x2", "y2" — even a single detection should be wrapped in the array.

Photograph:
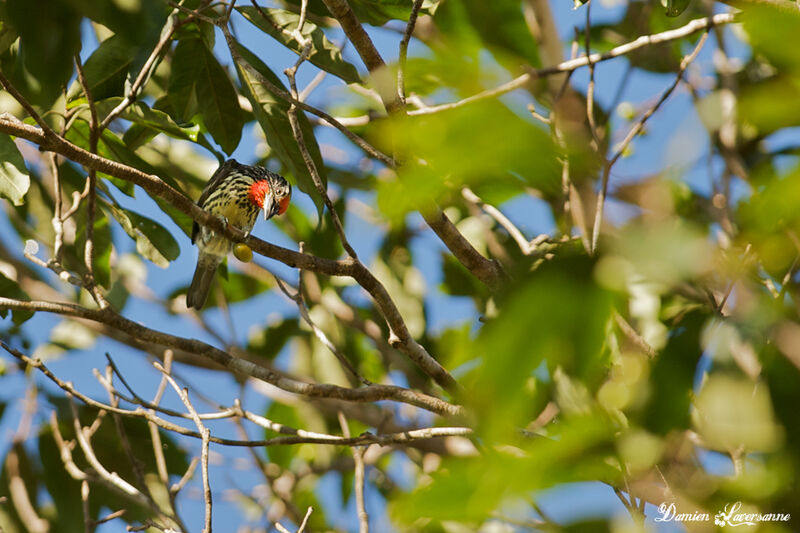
[
  {"x1": 435, "y1": 0, "x2": 540, "y2": 69},
  {"x1": 208, "y1": 271, "x2": 273, "y2": 308},
  {"x1": 105, "y1": 205, "x2": 180, "y2": 268},
  {"x1": 300, "y1": 0, "x2": 440, "y2": 26},
  {"x1": 640, "y1": 310, "x2": 705, "y2": 434},
  {"x1": 247, "y1": 320, "x2": 301, "y2": 361},
  {"x1": 0, "y1": 19, "x2": 18, "y2": 55},
  {"x1": 391, "y1": 415, "x2": 616, "y2": 524},
  {"x1": 233, "y1": 43, "x2": 326, "y2": 215},
  {"x1": 376, "y1": 101, "x2": 559, "y2": 223},
  {"x1": 76, "y1": 98, "x2": 201, "y2": 143},
  {"x1": 67, "y1": 35, "x2": 137, "y2": 101},
  {"x1": 4, "y1": 0, "x2": 81, "y2": 105},
  {"x1": 169, "y1": 37, "x2": 244, "y2": 154},
  {"x1": 73, "y1": 210, "x2": 113, "y2": 289},
  {"x1": 0, "y1": 133, "x2": 30, "y2": 206},
  {"x1": 466, "y1": 256, "x2": 612, "y2": 440},
  {"x1": 0, "y1": 272, "x2": 33, "y2": 324},
  {"x1": 743, "y1": 4, "x2": 800, "y2": 70},
  {"x1": 265, "y1": 402, "x2": 303, "y2": 469},
  {"x1": 58, "y1": 0, "x2": 167, "y2": 48},
  {"x1": 237, "y1": 6, "x2": 361, "y2": 84}
]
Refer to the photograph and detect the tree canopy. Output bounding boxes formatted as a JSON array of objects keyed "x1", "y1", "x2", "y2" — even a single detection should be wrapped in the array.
[{"x1": 1, "y1": 0, "x2": 800, "y2": 531}]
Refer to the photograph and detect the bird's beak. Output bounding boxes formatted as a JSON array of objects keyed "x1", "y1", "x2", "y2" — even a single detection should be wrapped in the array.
[{"x1": 263, "y1": 193, "x2": 274, "y2": 220}]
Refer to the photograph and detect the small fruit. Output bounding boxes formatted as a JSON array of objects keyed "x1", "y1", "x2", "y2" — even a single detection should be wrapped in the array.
[{"x1": 233, "y1": 243, "x2": 253, "y2": 263}]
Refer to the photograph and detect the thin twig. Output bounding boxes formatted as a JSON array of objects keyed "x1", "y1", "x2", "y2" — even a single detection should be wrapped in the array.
[
  {"x1": 74, "y1": 55, "x2": 107, "y2": 309},
  {"x1": 220, "y1": 24, "x2": 395, "y2": 167},
  {"x1": 590, "y1": 31, "x2": 711, "y2": 254},
  {"x1": 0, "y1": 71, "x2": 55, "y2": 136},
  {"x1": 0, "y1": 110, "x2": 457, "y2": 393},
  {"x1": 98, "y1": 12, "x2": 185, "y2": 132},
  {"x1": 584, "y1": 0, "x2": 601, "y2": 150},
  {"x1": 407, "y1": 13, "x2": 735, "y2": 117},
  {"x1": 339, "y1": 412, "x2": 369, "y2": 533},
  {"x1": 274, "y1": 267, "x2": 369, "y2": 385},
  {"x1": 155, "y1": 363, "x2": 212, "y2": 533},
  {"x1": 462, "y1": 188, "x2": 535, "y2": 255},
  {"x1": 397, "y1": 0, "x2": 424, "y2": 104}
]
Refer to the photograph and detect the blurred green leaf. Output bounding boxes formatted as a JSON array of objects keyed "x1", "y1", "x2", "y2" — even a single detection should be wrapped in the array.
[
  {"x1": 740, "y1": 75, "x2": 800, "y2": 137},
  {"x1": 237, "y1": 6, "x2": 361, "y2": 84},
  {"x1": 283, "y1": 203, "x2": 344, "y2": 259},
  {"x1": 640, "y1": 310, "x2": 705, "y2": 434},
  {"x1": 465, "y1": 255, "x2": 612, "y2": 440},
  {"x1": 297, "y1": 0, "x2": 439, "y2": 26},
  {"x1": 435, "y1": 0, "x2": 540, "y2": 69},
  {"x1": 3, "y1": 0, "x2": 81, "y2": 105},
  {"x1": 247, "y1": 319, "x2": 301, "y2": 361},
  {"x1": 743, "y1": 4, "x2": 800, "y2": 70},
  {"x1": 233, "y1": 43, "x2": 326, "y2": 215},
  {"x1": 376, "y1": 101, "x2": 559, "y2": 223},
  {"x1": 0, "y1": 272, "x2": 33, "y2": 324},
  {"x1": 59, "y1": 0, "x2": 167, "y2": 48},
  {"x1": 391, "y1": 415, "x2": 616, "y2": 524},
  {"x1": 441, "y1": 252, "x2": 488, "y2": 300},
  {"x1": 169, "y1": 37, "x2": 244, "y2": 154},
  {"x1": 265, "y1": 402, "x2": 303, "y2": 469},
  {"x1": 0, "y1": 132, "x2": 29, "y2": 206},
  {"x1": 693, "y1": 374, "x2": 783, "y2": 452},
  {"x1": 738, "y1": 166, "x2": 800, "y2": 274},
  {"x1": 0, "y1": 18, "x2": 18, "y2": 55},
  {"x1": 105, "y1": 204, "x2": 180, "y2": 267},
  {"x1": 662, "y1": 0, "x2": 691, "y2": 17},
  {"x1": 216, "y1": 271, "x2": 273, "y2": 307}
]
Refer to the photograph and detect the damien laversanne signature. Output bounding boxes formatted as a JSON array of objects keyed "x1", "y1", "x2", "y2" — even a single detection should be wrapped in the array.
[{"x1": 654, "y1": 501, "x2": 790, "y2": 527}]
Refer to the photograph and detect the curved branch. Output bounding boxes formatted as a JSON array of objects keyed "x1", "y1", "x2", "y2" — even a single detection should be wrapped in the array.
[
  {"x1": 406, "y1": 12, "x2": 737, "y2": 117},
  {"x1": 0, "y1": 113, "x2": 456, "y2": 392},
  {"x1": 0, "y1": 299, "x2": 463, "y2": 417}
]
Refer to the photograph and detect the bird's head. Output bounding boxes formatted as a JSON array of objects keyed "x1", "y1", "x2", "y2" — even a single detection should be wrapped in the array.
[{"x1": 249, "y1": 173, "x2": 292, "y2": 220}]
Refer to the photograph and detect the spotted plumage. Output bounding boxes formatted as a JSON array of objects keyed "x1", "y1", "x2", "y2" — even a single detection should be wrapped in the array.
[{"x1": 186, "y1": 159, "x2": 291, "y2": 309}]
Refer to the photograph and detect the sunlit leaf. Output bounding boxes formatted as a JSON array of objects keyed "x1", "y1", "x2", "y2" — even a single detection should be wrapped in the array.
[
  {"x1": 376, "y1": 101, "x2": 559, "y2": 223},
  {"x1": 296, "y1": 0, "x2": 440, "y2": 26},
  {"x1": 105, "y1": 204, "x2": 180, "y2": 268},
  {"x1": 391, "y1": 415, "x2": 616, "y2": 524}
]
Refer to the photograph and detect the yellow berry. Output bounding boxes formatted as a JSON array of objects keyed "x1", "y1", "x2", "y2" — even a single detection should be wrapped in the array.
[{"x1": 233, "y1": 243, "x2": 253, "y2": 263}]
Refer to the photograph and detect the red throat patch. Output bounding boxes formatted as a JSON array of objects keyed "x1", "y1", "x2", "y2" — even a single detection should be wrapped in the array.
[
  {"x1": 248, "y1": 179, "x2": 270, "y2": 208},
  {"x1": 278, "y1": 195, "x2": 290, "y2": 215}
]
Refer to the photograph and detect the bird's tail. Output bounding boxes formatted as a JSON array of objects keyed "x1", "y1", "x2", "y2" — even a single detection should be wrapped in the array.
[{"x1": 186, "y1": 253, "x2": 221, "y2": 309}]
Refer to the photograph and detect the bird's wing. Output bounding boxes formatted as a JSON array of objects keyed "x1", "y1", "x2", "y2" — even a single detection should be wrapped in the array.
[{"x1": 192, "y1": 159, "x2": 238, "y2": 244}]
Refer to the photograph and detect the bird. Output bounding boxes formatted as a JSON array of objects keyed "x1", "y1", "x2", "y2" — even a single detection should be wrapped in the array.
[{"x1": 186, "y1": 159, "x2": 291, "y2": 309}]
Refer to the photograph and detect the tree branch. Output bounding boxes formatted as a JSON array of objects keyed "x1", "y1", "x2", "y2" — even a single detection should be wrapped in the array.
[
  {"x1": 406, "y1": 12, "x2": 736, "y2": 117},
  {"x1": 0, "y1": 112, "x2": 457, "y2": 391},
  {"x1": 0, "y1": 302, "x2": 462, "y2": 416}
]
